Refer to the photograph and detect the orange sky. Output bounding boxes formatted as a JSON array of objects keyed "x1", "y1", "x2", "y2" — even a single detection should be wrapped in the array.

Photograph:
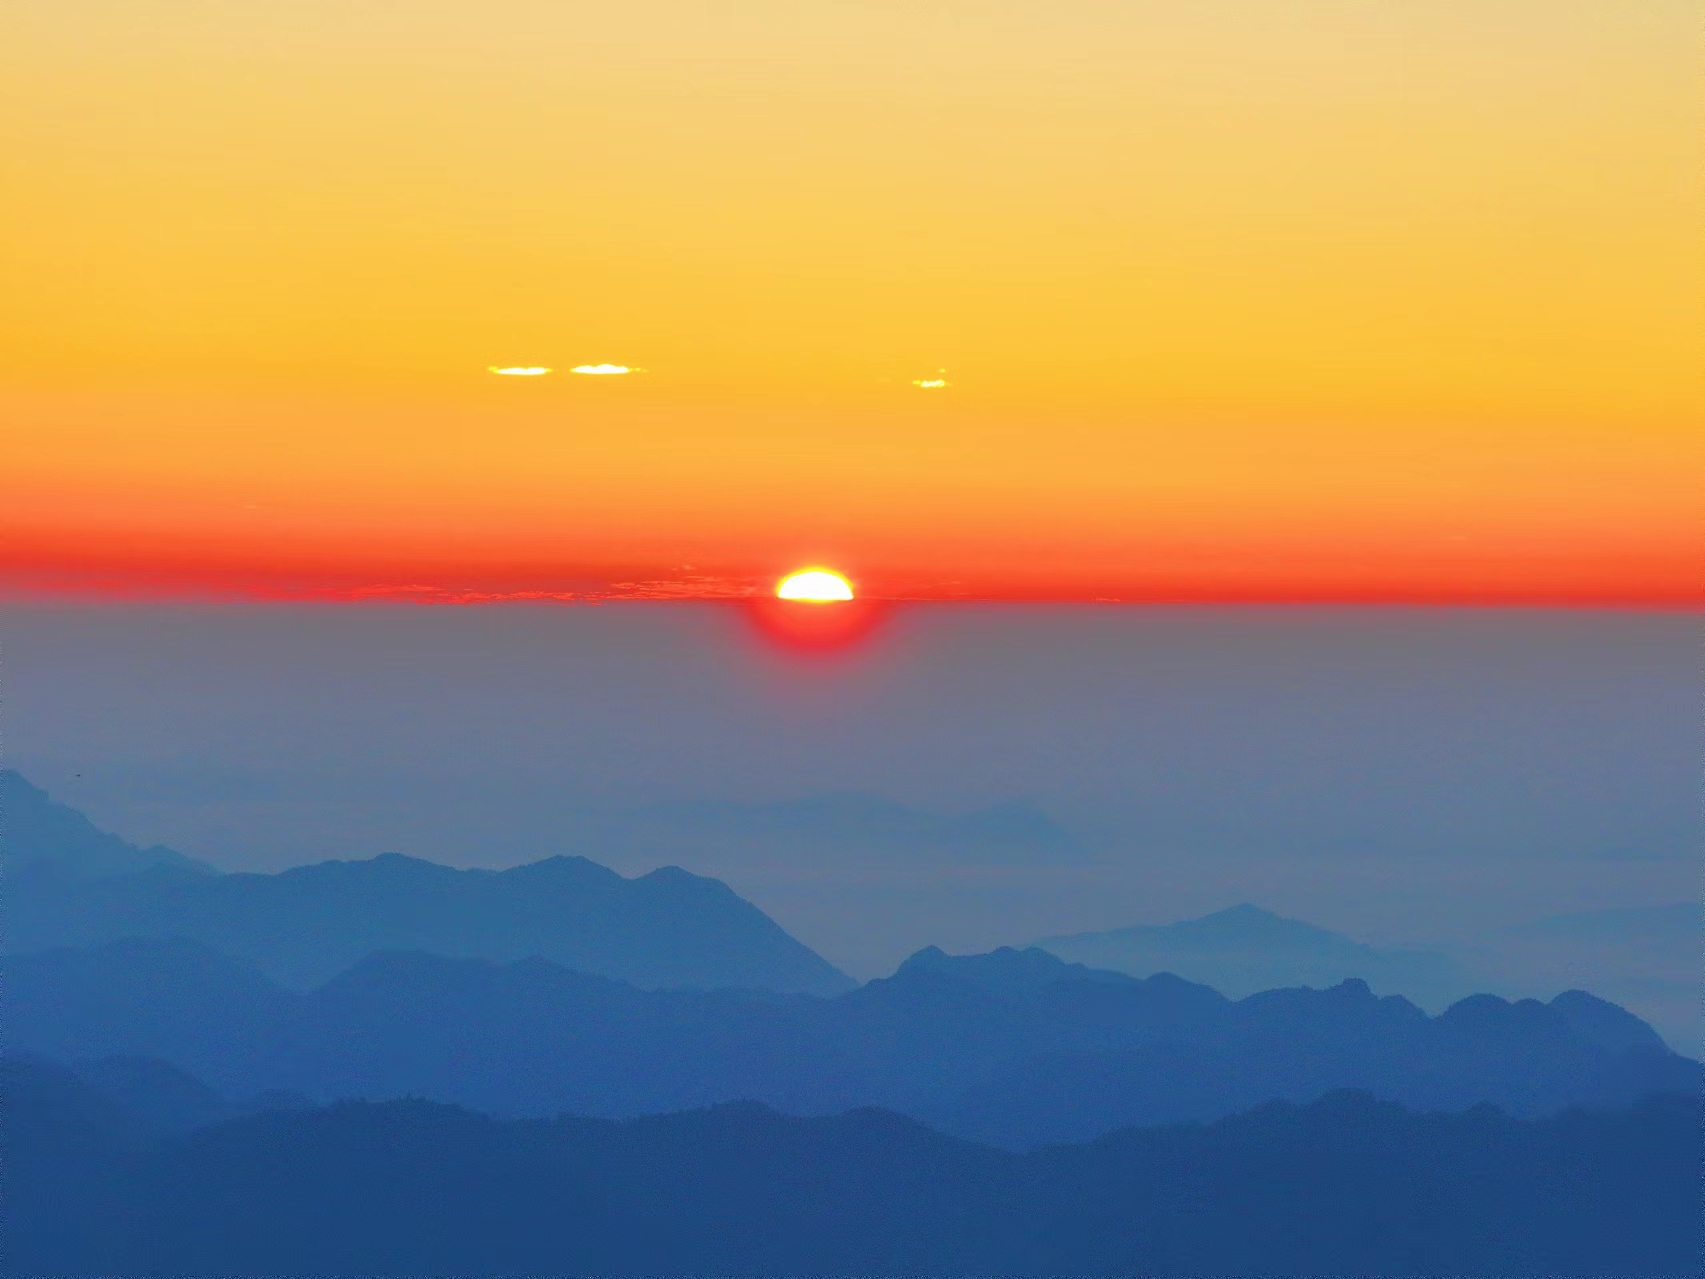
[{"x1": 4, "y1": 1, "x2": 1700, "y2": 604}]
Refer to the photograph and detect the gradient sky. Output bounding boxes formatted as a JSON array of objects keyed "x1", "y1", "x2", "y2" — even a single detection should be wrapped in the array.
[
  {"x1": 5, "y1": 603, "x2": 1694, "y2": 975},
  {"x1": 5, "y1": 1, "x2": 1700, "y2": 603}
]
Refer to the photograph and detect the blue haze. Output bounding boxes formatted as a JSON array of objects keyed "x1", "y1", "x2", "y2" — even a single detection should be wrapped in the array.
[{"x1": 0, "y1": 603, "x2": 1693, "y2": 981}]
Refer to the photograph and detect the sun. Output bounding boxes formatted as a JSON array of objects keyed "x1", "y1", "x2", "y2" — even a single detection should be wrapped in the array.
[{"x1": 776, "y1": 568, "x2": 854, "y2": 601}]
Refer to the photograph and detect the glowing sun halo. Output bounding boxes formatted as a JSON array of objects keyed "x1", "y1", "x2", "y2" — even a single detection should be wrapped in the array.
[{"x1": 776, "y1": 568, "x2": 854, "y2": 601}]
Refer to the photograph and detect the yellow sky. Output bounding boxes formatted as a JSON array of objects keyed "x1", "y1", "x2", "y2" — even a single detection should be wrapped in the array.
[{"x1": 3, "y1": 1, "x2": 1700, "y2": 600}]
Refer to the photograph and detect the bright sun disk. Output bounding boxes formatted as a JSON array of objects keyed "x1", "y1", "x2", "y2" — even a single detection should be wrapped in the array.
[{"x1": 776, "y1": 568, "x2": 854, "y2": 601}]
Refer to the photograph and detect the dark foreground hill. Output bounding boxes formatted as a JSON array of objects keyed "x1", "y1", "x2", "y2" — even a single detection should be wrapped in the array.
[
  {"x1": 11, "y1": 841, "x2": 853, "y2": 994},
  {"x1": 6, "y1": 1056, "x2": 1693, "y2": 1278},
  {"x1": 12, "y1": 937, "x2": 1696, "y2": 1147}
]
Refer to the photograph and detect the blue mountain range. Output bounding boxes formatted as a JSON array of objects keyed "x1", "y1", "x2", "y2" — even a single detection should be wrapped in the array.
[
  {"x1": 8, "y1": 1054, "x2": 1694, "y2": 1277},
  {"x1": 12, "y1": 934, "x2": 1694, "y2": 1149},
  {"x1": 4, "y1": 771, "x2": 852, "y2": 994},
  {"x1": 1035, "y1": 902, "x2": 1474, "y2": 1008},
  {"x1": 5, "y1": 768, "x2": 1698, "y2": 1275}
]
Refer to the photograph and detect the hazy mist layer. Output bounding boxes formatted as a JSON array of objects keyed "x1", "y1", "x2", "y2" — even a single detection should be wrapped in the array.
[{"x1": 2, "y1": 603, "x2": 1692, "y2": 975}]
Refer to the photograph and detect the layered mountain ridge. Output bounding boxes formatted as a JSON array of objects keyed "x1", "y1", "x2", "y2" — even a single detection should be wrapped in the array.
[
  {"x1": 6, "y1": 772, "x2": 852, "y2": 995},
  {"x1": 7, "y1": 1054, "x2": 1694, "y2": 1278},
  {"x1": 11, "y1": 935, "x2": 1693, "y2": 1149},
  {"x1": 1036, "y1": 901, "x2": 1473, "y2": 1008}
]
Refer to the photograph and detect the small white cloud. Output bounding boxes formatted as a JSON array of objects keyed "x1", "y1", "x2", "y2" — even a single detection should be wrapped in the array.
[
  {"x1": 912, "y1": 368, "x2": 950, "y2": 389},
  {"x1": 488, "y1": 366, "x2": 551, "y2": 376},
  {"x1": 571, "y1": 364, "x2": 634, "y2": 376}
]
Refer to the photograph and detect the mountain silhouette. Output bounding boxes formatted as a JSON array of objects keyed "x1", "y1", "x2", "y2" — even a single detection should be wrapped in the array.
[
  {"x1": 0, "y1": 770, "x2": 215, "y2": 879},
  {"x1": 11, "y1": 937, "x2": 1695, "y2": 1148},
  {"x1": 7, "y1": 1054, "x2": 1693, "y2": 1277},
  {"x1": 1472, "y1": 902, "x2": 1701, "y2": 1053},
  {"x1": 1036, "y1": 902, "x2": 1472, "y2": 1009},
  {"x1": 10, "y1": 842, "x2": 854, "y2": 994}
]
